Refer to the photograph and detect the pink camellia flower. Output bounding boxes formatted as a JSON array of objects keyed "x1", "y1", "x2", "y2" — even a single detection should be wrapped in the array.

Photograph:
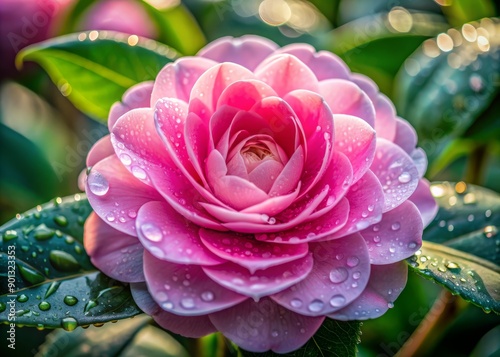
[{"x1": 83, "y1": 36, "x2": 438, "y2": 353}]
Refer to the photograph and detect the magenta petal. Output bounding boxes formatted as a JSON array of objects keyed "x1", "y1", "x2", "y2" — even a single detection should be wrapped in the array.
[
  {"x1": 203, "y1": 254, "x2": 313, "y2": 299},
  {"x1": 209, "y1": 105, "x2": 239, "y2": 154},
  {"x1": 150, "y1": 57, "x2": 217, "y2": 105},
  {"x1": 199, "y1": 229, "x2": 309, "y2": 273},
  {"x1": 108, "y1": 81, "x2": 154, "y2": 132},
  {"x1": 361, "y1": 201, "x2": 423, "y2": 264},
  {"x1": 136, "y1": 201, "x2": 223, "y2": 265},
  {"x1": 269, "y1": 146, "x2": 304, "y2": 197},
  {"x1": 217, "y1": 79, "x2": 277, "y2": 111},
  {"x1": 131, "y1": 282, "x2": 216, "y2": 337},
  {"x1": 370, "y1": 138, "x2": 420, "y2": 212},
  {"x1": 277, "y1": 43, "x2": 350, "y2": 80},
  {"x1": 257, "y1": 198, "x2": 349, "y2": 243},
  {"x1": 143, "y1": 251, "x2": 247, "y2": 316},
  {"x1": 198, "y1": 35, "x2": 278, "y2": 70},
  {"x1": 329, "y1": 170, "x2": 384, "y2": 238},
  {"x1": 189, "y1": 63, "x2": 255, "y2": 121},
  {"x1": 334, "y1": 114, "x2": 376, "y2": 184},
  {"x1": 409, "y1": 179, "x2": 438, "y2": 227},
  {"x1": 86, "y1": 135, "x2": 114, "y2": 167},
  {"x1": 393, "y1": 118, "x2": 417, "y2": 154},
  {"x1": 255, "y1": 54, "x2": 319, "y2": 96},
  {"x1": 85, "y1": 155, "x2": 163, "y2": 235},
  {"x1": 271, "y1": 233, "x2": 370, "y2": 316},
  {"x1": 185, "y1": 112, "x2": 210, "y2": 186},
  {"x1": 248, "y1": 159, "x2": 284, "y2": 192},
  {"x1": 242, "y1": 184, "x2": 301, "y2": 216},
  {"x1": 319, "y1": 79, "x2": 375, "y2": 127},
  {"x1": 329, "y1": 262, "x2": 408, "y2": 320},
  {"x1": 84, "y1": 213, "x2": 144, "y2": 282},
  {"x1": 209, "y1": 298, "x2": 324, "y2": 353}
]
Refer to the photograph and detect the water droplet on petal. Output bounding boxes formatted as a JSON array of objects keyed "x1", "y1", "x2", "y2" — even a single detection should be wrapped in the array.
[
  {"x1": 346, "y1": 256, "x2": 360, "y2": 267},
  {"x1": 119, "y1": 153, "x2": 132, "y2": 165},
  {"x1": 201, "y1": 291, "x2": 214, "y2": 302},
  {"x1": 181, "y1": 297, "x2": 195, "y2": 309},
  {"x1": 290, "y1": 298, "x2": 303, "y2": 308},
  {"x1": 132, "y1": 166, "x2": 147, "y2": 180},
  {"x1": 329, "y1": 267, "x2": 348, "y2": 283},
  {"x1": 141, "y1": 223, "x2": 163, "y2": 242},
  {"x1": 398, "y1": 172, "x2": 412, "y2": 184},
  {"x1": 329, "y1": 295, "x2": 346, "y2": 307},
  {"x1": 88, "y1": 171, "x2": 109, "y2": 196},
  {"x1": 308, "y1": 299, "x2": 324, "y2": 312},
  {"x1": 391, "y1": 222, "x2": 401, "y2": 231}
]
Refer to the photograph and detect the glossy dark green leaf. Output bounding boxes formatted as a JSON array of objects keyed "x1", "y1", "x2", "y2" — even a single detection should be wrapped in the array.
[
  {"x1": 240, "y1": 320, "x2": 361, "y2": 357},
  {"x1": 394, "y1": 18, "x2": 500, "y2": 151},
  {"x1": 0, "y1": 194, "x2": 93, "y2": 293},
  {"x1": 36, "y1": 315, "x2": 189, "y2": 357},
  {"x1": 407, "y1": 181, "x2": 500, "y2": 314},
  {"x1": 322, "y1": 11, "x2": 447, "y2": 93},
  {"x1": 16, "y1": 31, "x2": 177, "y2": 121}
]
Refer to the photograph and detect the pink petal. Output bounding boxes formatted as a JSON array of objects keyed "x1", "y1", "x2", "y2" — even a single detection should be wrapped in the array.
[
  {"x1": 150, "y1": 57, "x2": 217, "y2": 105},
  {"x1": 328, "y1": 262, "x2": 407, "y2": 320},
  {"x1": 85, "y1": 155, "x2": 163, "y2": 235},
  {"x1": 319, "y1": 79, "x2": 375, "y2": 127},
  {"x1": 393, "y1": 118, "x2": 417, "y2": 154},
  {"x1": 352, "y1": 74, "x2": 397, "y2": 141},
  {"x1": 370, "y1": 138, "x2": 420, "y2": 212},
  {"x1": 411, "y1": 148, "x2": 427, "y2": 178},
  {"x1": 209, "y1": 298, "x2": 324, "y2": 353},
  {"x1": 86, "y1": 135, "x2": 114, "y2": 167},
  {"x1": 108, "y1": 81, "x2": 154, "y2": 132},
  {"x1": 206, "y1": 150, "x2": 269, "y2": 210},
  {"x1": 277, "y1": 43, "x2": 350, "y2": 80},
  {"x1": 268, "y1": 146, "x2": 304, "y2": 197},
  {"x1": 185, "y1": 112, "x2": 210, "y2": 186},
  {"x1": 209, "y1": 105, "x2": 239, "y2": 154},
  {"x1": 189, "y1": 63, "x2": 255, "y2": 121},
  {"x1": 328, "y1": 170, "x2": 384, "y2": 238},
  {"x1": 131, "y1": 283, "x2": 216, "y2": 337},
  {"x1": 202, "y1": 254, "x2": 313, "y2": 300},
  {"x1": 409, "y1": 179, "x2": 438, "y2": 227},
  {"x1": 255, "y1": 54, "x2": 319, "y2": 97},
  {"x1": 111, "y1": 107, "x2": 173, "y2": 186},
  {"x1": 150, "y1": 165, "x2": 225, "y2": 230},
  {"x1": 242, "y1": 184, "x2": 301, "y2": 216},
  {"x1": 217, "y1": 79, "x2": 277, "y2": 111},
  {"x1": 256, "y1": 198, "x2": 349, "y2": 243},
  {"x1": 136, "y1": 201, "x2": 223, "y2": 265},
  {"x1": 271, "y1": 233, "x2": 370, "y2": 316},
  {"x1": 334, "y1": 114, "x2": 376, "y2": 184},
  {"x1": 199, "y1": 229, "x2": 309, "y2": 273},
  {"x1": 143, "y1": 251, "x2": 247, "y2": 316},
  {"x1": 361, "y1": 201, "x2": 423, "y2": 264},
  {"x1": 197, "y1": 35, "x2": 278, "y2": 70},
  {"x1": 84, "y1": 213, "x2": 144, "y2": 282},
  {"x1": 248, "y1": 159, "x2": 285, "y2": 192}
]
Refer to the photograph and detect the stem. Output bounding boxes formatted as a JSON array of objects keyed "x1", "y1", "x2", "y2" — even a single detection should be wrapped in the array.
[{"x1": 395, "y1": 290, "x2": 464, "y2": 357}]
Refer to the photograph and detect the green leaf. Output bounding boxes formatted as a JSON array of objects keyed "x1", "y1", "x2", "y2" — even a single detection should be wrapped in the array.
[
  {"x1": 240, "y1": 320, "x2": 361, "y2": 357},
  {"x1": 36, "y1": 315, "x2": 188, "y2": 357},
  {"x1": 321, "y1": 11, "x2": 447, "y2": 94},
  {"x1": 394, "y1": 18, "x2": 500, "y2": 147},
  {"x1": 0, "y1": 195, "x2": 142, "y2": 328},
  {"x1": 407, "y1": 181, "x2": 500, "y2": 314},
  {"x1": 16, "y1": 31, "x2": 177, "y2": 121},
  {"x1": 440, "y1": 0, "x2": 496, "y2": 26}
]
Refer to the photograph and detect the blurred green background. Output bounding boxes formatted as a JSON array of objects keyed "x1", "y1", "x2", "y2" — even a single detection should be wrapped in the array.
[{"x1": 1, "y1": 0, "x2": 499, "y2": 356}]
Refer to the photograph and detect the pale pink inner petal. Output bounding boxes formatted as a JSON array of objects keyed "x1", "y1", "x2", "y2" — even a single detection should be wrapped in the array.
[
  {"x1": 86, "y1": 135, "x2": 114, "y2": 167},
  {"x1": 255, "y1": 54, "x2": 319, "y2": 96},
  {"x1": 319, "y1": 79, "x2": 375, "y2": 128},
  {"x1": 136, "y1": 201, "x2": 224, "y2": 265},
  {"x1": 276, "y1": 43, "x2": 350, "y2": 80},
  {"x1": 328, "y1": 262, "x2": 407, "y2": 321},
  {"x1": 209, "y1": 298, "x2": 324, "y2": 353},
  {"x1": 84, "y1": 213, "x2": 144, "y2": 283},
  {"x1": 393, "y1": 118, "x2": 417, "y2": 154},
  {"x1": 198, "y1": 35, "x2": 278, "y2": 70},
  {"x1": 150, "y1": 57, "x2": 218, "y2": 105},
  {"x1": 361, "y1": 200, "x2": 423, "y2": 264},
  {"x1": 217, "y1": 79, "x2": 277, "y2": 111},
  {"x1": 200, "y1": 229, "x2": 309, "y2": 273},
  {"x1": 370, "y1": 138, "x2": 420, "y2": 212},
  {"x1": 202, "y1": 254, "x2": 314, "y2": 299},
  {"x1": 271, "y1": 233, "x2": 370, "y2": 316},
  {"x1": 143, "y1": 251, "x2": 247, "y2": 316}
]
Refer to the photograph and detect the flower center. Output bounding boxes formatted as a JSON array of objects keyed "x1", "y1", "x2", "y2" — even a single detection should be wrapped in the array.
[{"x1": 241, "y1": 144, "x2": 274, "y2": 172}]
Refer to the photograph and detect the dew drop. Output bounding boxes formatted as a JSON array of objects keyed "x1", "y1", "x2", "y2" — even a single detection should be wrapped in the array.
[
  {"x1": 63, "y1": 295, "x2": 78, "y2": 306},
  {"x1": 398, "y1": 172, "x2": 412, "y2": 184},
  {"x1": 408, "y1": 241, "x2": 418, "y2": 249},
  {"x1": 329, "y1": 295, "x2": 346, "y2": 307},
  {"x1": 132, "y1": 166, "x2": 147, "y2": 180},
  {"x1": 17, "y1": 294, "x2": 29, "y2": 303},
  {"x1": 308, "y1": 299, "x2": 324, "y2": 312},
  {"x1": 346, "y1": 256, "x2": 360, "y2": 267},
  {"x1": 119, "y1": 153, "x2": 132, "y2": 165},
  {"x1": 201, "y1": 291, "x2": 214, "y2": 302},
  {"x1": 88, "y1": 171, "x2": 109, "y2": 196},
  {"x1": 483, "y1": 226, "x2": 497, "y2": 238},
  {"x1": 141, "y1": 223, "x2": 163, "y2": 242},
  {"x1": 61, "y1": 317, "x2": 78, "y2": 331},
  {"x1": 391, "y1": 222, "x2": 401, "y2": 231},
  {"x1": 329, "y1": 267, "x2": 349, "y2": 284},
  {"x1": 352, "y1": 271, "x2": 361, "y2": 280},
  {"x1": 290, "y1": 298, "x2": 303, "y2": 308},
  {"x1": 38, "y1": 301, "x2": 51, "y2": 311},
  {"x1": 181, "y1": 297, "x2": 195, "y2": 309}
]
